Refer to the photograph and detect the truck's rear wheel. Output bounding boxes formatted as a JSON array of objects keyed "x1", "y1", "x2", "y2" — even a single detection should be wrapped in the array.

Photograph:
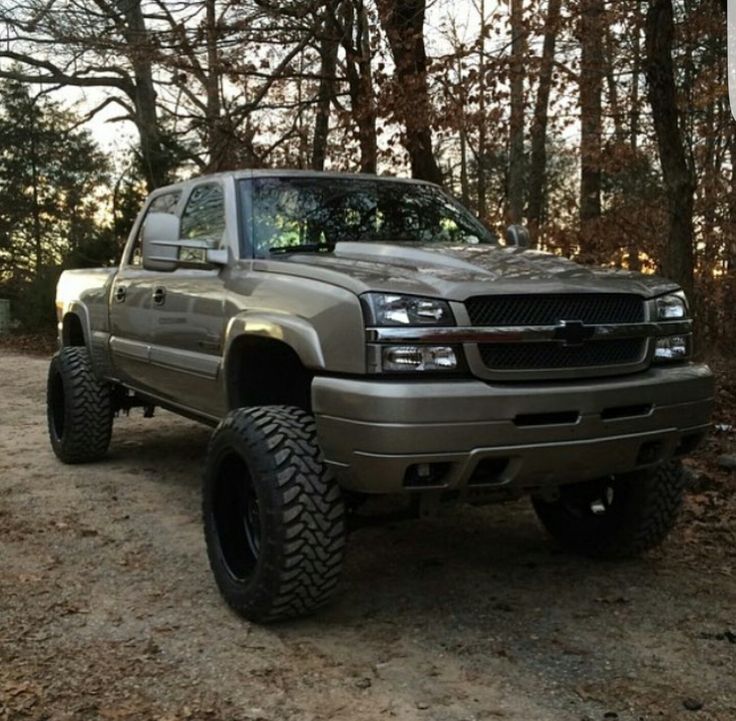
[
  {"x1": 531, "y1": 461, "x2": 686, "y2": 559},
  {"x1": 47, "y1": 347, "x2": 113, "y2": 464},
  {"x1": 203, "y1": 406, "x2": 346, "y2": 623}
]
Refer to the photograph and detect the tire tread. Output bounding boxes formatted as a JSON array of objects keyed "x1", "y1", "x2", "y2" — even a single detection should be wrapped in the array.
[
  {"x1": 203, "y1": 406, "x2": 345, "y2": 623},
  {"x1": 47, "y1": 347, "x2": 113, "y2": 464}
]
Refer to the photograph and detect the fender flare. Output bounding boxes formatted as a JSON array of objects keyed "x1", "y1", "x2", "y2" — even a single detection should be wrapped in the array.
[
  {"x1": 222, "y1": 312, "x2": 326, "y2": 377},
  {"x1": 60, "y1": 302, "x2": 92, "y2": 350}
]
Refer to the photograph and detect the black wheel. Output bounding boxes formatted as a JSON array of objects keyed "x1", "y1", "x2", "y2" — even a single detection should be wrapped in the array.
[
  {"x1": 531, "y1": 461, "x2": 686, "y2": 559},
  {"x1": 47, "y1": 347, "x2": 113, "y2": 464},
  {"x1": 203, "y1": 406, "x2": 346, "y2": 623}
]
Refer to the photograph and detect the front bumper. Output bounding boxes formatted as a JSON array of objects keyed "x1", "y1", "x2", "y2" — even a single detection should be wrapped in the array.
[{"x1": 312, "y1": 364, "x2": 714, "y2": 495}]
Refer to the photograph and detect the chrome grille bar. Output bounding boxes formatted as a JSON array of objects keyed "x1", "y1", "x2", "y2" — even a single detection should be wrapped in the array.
[{"x1": 365, "y1": 320, "x2": 691, "y2": 344}]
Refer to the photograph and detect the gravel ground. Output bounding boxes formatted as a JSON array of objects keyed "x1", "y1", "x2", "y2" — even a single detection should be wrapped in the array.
[{"x1": 1, "y1": 351, "x2": 735, "y2": 721}]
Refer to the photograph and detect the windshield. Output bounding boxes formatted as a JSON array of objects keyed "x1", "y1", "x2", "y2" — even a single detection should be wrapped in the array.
[{"x1": 244, "y1": 176, "x2": 496, "y2": 256}]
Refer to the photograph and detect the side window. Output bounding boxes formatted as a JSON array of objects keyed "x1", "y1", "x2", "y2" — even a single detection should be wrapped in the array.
[
  {"x1": 128, "y1": 191, "x2": 181, "y2": 267},
  {"x1": 179, "y1": 184, "x2": 226, "y2": 263}
]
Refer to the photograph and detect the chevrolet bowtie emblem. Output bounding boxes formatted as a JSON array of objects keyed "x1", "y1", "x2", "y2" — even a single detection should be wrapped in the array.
[{"x1": 554, "y1": 320, "x2": 596, "y2": 347}]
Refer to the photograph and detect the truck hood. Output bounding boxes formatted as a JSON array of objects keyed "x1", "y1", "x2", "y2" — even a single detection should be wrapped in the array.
[{"x1": 267, "y1": 242, "x2": 678, "y2": 299}]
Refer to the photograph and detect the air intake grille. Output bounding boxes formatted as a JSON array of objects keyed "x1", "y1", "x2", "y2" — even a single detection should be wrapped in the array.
[
  {"x1": 466, "y1": 293, "x2": 645, "y2": 327},
  {"x1": 479, "y1": 339, "x2": 646, "y2": 371}
]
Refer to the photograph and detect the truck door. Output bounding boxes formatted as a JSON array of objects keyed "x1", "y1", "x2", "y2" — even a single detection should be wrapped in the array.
[
  {"x1": 109, "y1": 190, "x2": 182, "y2": 391},
  {"x1": 144, "y1": 181, "x2": 229, "y2": 417}
]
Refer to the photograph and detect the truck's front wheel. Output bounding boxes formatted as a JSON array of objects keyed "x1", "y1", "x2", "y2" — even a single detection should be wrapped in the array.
[
  {"x1": 202, "y1": 406, "x2": 346, "y2": 623},
  {"x1": 531, "y1": 461, "x2": 686, "y2": 559},
  {"x1": 47, "y1": 347, "x2": 114, "y2": 464}
]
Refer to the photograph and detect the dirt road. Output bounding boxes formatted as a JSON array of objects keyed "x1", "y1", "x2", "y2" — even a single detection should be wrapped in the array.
[{"x1": 1, "y1": 351, "x2": 734, "y2": 721}]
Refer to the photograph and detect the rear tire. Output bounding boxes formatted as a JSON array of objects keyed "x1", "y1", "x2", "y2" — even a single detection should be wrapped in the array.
[
  {"x1": 532, "y1": 461, "x2": 686, "y2": 559},
  {"x1": 47, "y1": 347, "x2": 113, "y2": 464},
  {"x1": 203, "y1": 406, "x2": 346, "y2": 623}
]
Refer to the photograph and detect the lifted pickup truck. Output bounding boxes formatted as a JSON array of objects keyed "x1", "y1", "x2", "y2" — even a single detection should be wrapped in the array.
[{"x1": 49, "y1": 170, "x2": 714, "y2": 622}]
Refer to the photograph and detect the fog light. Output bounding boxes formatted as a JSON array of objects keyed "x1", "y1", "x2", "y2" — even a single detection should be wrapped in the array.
[
  {"x1": 654, "y1": 335, "x2": 689, "y2": 361},
  {"x1": 382, "y1": 345, "x2": 458, "y2": 372}
]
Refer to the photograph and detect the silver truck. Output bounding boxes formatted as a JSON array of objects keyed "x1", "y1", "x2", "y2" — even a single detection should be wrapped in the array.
[{"x1": 49, "y1": 170, "x2": 714, "y2": 622}]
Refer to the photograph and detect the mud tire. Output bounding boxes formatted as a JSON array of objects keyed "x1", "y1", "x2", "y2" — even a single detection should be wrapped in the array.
[
  {"x1": 203, "y1": 406, "x2": 346, "y2": 623},
  {"x1": 47, "y1": 347, "x2": 113, "y2": 464},
  {"x1": 532, "y1": 461, "x2": 686, "y2": 559}
]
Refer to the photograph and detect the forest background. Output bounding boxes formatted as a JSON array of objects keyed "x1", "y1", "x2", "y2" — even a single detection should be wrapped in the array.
[{"x1": 0, "y1": 0, "x2": 731, "y2": 350}]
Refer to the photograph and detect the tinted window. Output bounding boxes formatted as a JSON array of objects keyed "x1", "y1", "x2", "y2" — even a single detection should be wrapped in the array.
[
  {"x1": 247, "y1": 177, "x2": 494, "y2": 256},
  {"x1": 128, "y1": 191, "x2": 180, "y2": 267},
  {"x1": 177, "y1": 184, "x2": 226, "y2": 264},
  {"x1": 181, "y1": 184, "x2": 226, "y2": 243}
]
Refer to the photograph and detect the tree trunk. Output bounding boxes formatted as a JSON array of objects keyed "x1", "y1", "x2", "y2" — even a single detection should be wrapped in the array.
[
  {"x1": 29, "y1": 102, "x2": 41, "y2": 271},
  {"x1": 579, "y1": 0, "x2": 603, "y2": 255},
  {"x1": 527, "y1": 0, "x2": 561, "y2": 247},
  {"x1": 477, "y1": 0, "x2": 488, "y2": 219},
  {"x1": 312, "y1": 8, "x2": 340, "y2": 171},
  {"x1": 341, "y1": 0, "x2": 378, "y2": 173},
  {"x1": 728, "y1": 125, "x2": 736, "y2": 271},
  {"x1": 645, "y1": 0, "x2": 696, "y2": 298},
  {"x1": 603, "y1": 21, "x2": 625, "y2": 143},
  {"x1": 508, "y1": 0, "x2": 526, "y2": 224},
  {"x1": 115, "y1": 0, "x2": 169, "y2": 190},
  {"x1": 627, "y1": 0, "x2": 643, "y2": 271},
  {"x1": 460, "y1": 128, "x2": 470, "y2": 207},
  {"x1": 376, "y1": 0, "x2": 442, "y2": 184},
  {"x1": 204, "y1": 0, "x2": 228, "y2": 172}
]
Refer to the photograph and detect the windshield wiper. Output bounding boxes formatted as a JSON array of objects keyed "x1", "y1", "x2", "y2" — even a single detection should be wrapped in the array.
[{"x1": 269, "y1": 243, "x2": 335, "y2": 255}]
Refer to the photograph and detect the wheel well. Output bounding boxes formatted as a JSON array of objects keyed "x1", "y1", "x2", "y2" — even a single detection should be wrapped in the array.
[
  {"x1": 227, "y1": 336, "x2": 313, "y2": 412},
  {"x1": 62, "y1": 313, "x2": 85, "y2": 347}
]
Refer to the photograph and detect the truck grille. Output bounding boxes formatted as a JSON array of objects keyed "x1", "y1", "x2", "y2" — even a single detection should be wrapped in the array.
[
  {"x1": 479, "y1": 339, "x2": 646, "y2": 371},
  {"x1": 466, "y1": 293, "x2": 647, "y2": 376},
  {"x1": 466, "y1": 293, "x2": 645, "y2": 327}
]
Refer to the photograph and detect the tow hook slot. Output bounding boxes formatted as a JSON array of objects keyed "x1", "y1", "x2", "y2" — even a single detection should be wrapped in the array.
[
  {"x1": 514, "y1": 411, "x2": 579, "y2": 427},
  {"x1": 601, "y1": 404, "x2": 652, "y2": 421},
  {"x1": 403, "y1": 462, "x2": 451, "y2": 489},
  {"x1": 468, "y1": 457, "x2": 511, "y2": 486}
]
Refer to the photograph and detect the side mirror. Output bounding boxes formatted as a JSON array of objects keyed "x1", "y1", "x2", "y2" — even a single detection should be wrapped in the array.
[
  {"x1": 142, "y1": 213, "x2": 180, "y2": 272},
  {"x1": 506, "y1": 224, "x2": 531, "y2": 249}
]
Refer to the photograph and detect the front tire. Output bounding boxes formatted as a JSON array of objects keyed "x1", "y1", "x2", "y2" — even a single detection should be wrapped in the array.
[
  {"x1": 47, "y1": 347, "x2": 113, "y2": 464},
  {"x1": 532, "y1": 461, "x2": 686, "y2": 559},
  {"x1": 203, "y1": 406, "x2": 346, "y2": 623}
]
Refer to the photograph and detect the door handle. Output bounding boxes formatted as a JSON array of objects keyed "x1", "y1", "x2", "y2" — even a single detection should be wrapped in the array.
[
  {"x1": 152, "y1": 287, "x2": 166, "y2": 306},
  {"x1": 114, "y1": 285, "x2": 127, "y2": 303}
]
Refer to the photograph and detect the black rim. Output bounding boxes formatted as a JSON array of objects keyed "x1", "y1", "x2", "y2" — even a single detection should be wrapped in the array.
[
  {"x1": 49, "y1": 369, "x2": 66, "y2": 441},
  {"x1": 212, "y1": 451, "x2": 262, "y2": 582}
]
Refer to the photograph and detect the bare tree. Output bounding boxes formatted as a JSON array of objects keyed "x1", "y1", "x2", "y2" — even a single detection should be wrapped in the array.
[
  {"x1": 507, "y1": 0, "x2": 526, "y2": 224},
  {"x1": 339, "y1": 0, "x2": 377, "y2": 173},
  {"x1": 0, "y1": 0, "x2": 172, "y2": 189},
  {"x1": 312, "y1": 1, "x2": 340, "y2": 170},
  {"x1": 375, "y1": 0, "x2": 442, "y2": 183},
  {"x1": 476, "y1": 0, "x2": 489, "y2": 219},
  {"x1": 527, "y1": 0, "x2": 562, "y2": 247},
  {"x1": 645, "y1": 0, "x2": 696, "y2": 297},
  {"x1": 579, "y1": 0, "x2": 603, "y2": 254}
]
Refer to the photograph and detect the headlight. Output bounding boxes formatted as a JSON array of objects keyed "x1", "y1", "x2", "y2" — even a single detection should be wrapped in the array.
[
  {"x1": 653, "y1": 292, "x2": 691, "y2": 363},
  {"x1": 362, "y1": 293, "x2": 454, "y2": 327},
  {"x1": 656, "y1": 292, "x2": 688, "y2": 320},
  {"x1": 382, "y1": 346, "x2": 458, "y2": 372}
]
